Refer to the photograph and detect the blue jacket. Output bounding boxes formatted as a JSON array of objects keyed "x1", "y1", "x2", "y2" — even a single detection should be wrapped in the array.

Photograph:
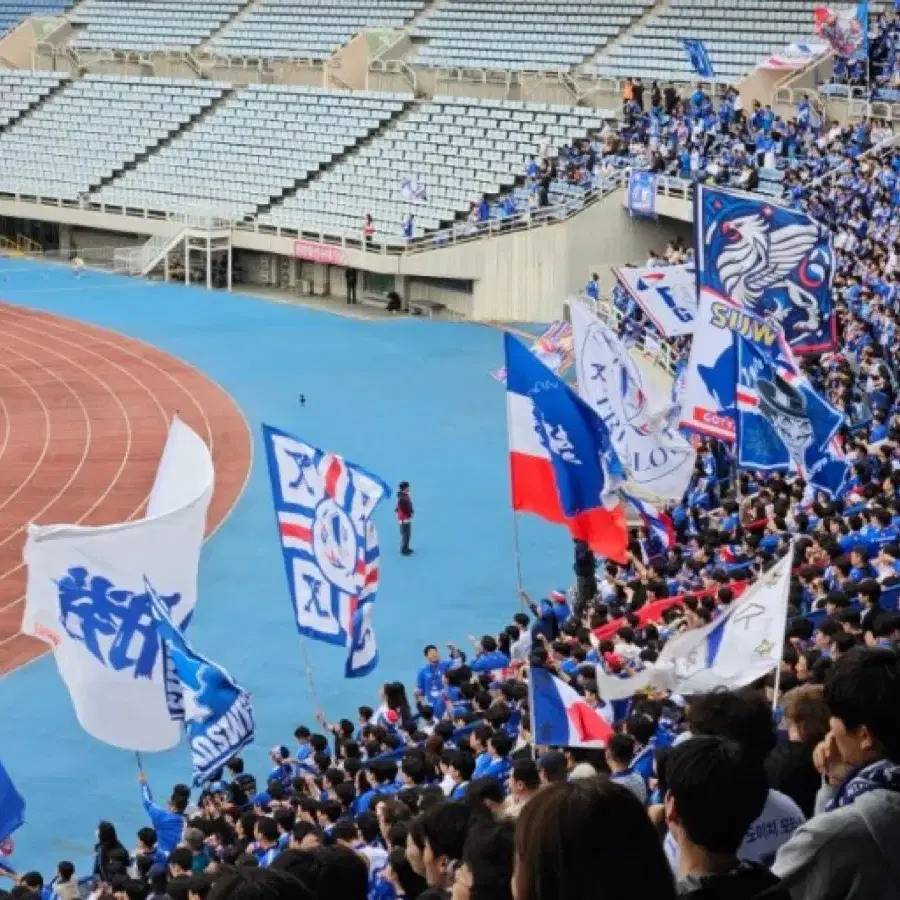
[
  {"x1": 469, "y1": 650, "x2": 510, "y2": 673},
  {"x1": 141, "y1": 783, "x2": 184, "y2": 854}
]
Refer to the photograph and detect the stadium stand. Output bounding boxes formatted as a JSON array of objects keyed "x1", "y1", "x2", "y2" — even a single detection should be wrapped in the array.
[
  {"x1": 95, "y1": 86, "x2": 412, "y2": 220},
  {"x1": 259, "y1": 96, "x2": 607, "y2": 238},
  {"x1": 587, "y1": 0, "x2": 830, "y2": 82},
  {"x1": 69, "y1": 0, "x2": 244, "y2": 52},
  {"x1": 207, "y1": 0, "x2": 425, "y2": 60},
  {"x1": 0, "y1": 74, "x2": 228, "y2": 199},
  {"x1": 409, "y1": 0, "x2": 656, "y2": 71},
  {"x1": 0, "y1": 69, "x2": 66, "y2": 128},
  {"x1": 0, "y1": 0, "x2": 72, "y2": 33}
]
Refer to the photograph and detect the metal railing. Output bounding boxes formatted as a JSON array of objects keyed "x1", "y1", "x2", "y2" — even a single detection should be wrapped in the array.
[
  {"x1": 0, "y1": 178, "x2": 621, "y2": 259},
  {"x1": 585, "y1": 294, "x2": 680, "y2": 377}
]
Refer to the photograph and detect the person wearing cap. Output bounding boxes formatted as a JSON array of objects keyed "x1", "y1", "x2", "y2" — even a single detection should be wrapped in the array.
[
  {"x1": 536, "y1": 750, "x2": 567, "y2": 785},
  {"x1": 396, "y1": 481, "x2": 414, "y2": 555}
]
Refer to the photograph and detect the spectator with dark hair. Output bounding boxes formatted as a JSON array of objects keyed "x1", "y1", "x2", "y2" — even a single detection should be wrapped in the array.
[
  {"x1": 94, "y1": 821, "x2": 127, "y2": 884},
  {"x1": 766, "y1": 684, "x2": 830, "y2": 817},
  {"x1": 606, "y1": 733, "x2": 647, "y2": 804},
  {"x1": 418, "y1": 801, "x2": 483, "y2": 891},
  {"x1": 773, "y1": 647, "x2": 900, "y2": 900},
  {"x1": 207, "y1": 865, "x2": 311, "y2": 900},
  {"x1": 504, "y1": 759, "x2": 540, "y2": 818},
  {"x1": 514, "y1": 779, "x2": 676, "y2": 900},
  {"x1": 665, "y1": 736, "x2": 790, "y2": 899},
  {"x1": 451, "y1": 819, "x2": 514, "y2": 900},
  {"x1": 52, "y1": 863, "x2": 77, "y2": 900},
  {"x1": 670, "y1": 689, "x2": 805, "y2": 866}
]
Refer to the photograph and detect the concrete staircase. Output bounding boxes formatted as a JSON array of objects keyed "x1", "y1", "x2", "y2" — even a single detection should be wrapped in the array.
[
  {"x1": 194, "y1": 0, "x2": 260, "y2": 56},
  {"x1": 256, "y1": 96, "x2": 417, "y2": 215},
  {"x1": 579, "y1": 0, "x2": 671, "y2": 73},
  {"x1": 91, "y1": 85, "x2": 237, "y2": 194}
]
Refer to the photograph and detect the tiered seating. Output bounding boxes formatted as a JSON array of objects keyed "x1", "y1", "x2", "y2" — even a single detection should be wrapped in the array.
[
  {"x1": 0, "y1": 0, "x2": 74, "y2": 33},
  {"x1": 208, "y1": 0, "x2": 424, "y2": 60},
  {"x1": 0, "y1": 70, "x2": 66, "y2": 127},
  {"x1": 259, "y1": 95, "x2": 605, "y2": 239},
  {"x1": 95, "y1": 86, "x2": 410, "y2": 219},
  {"x1": 70, "y1": 0, "x2": 242, "y2": 52},
  {"x1": 0, "y1": 75, "x2": 227, "y2": 199},
  {"x1": 586, "y1": 0, "x2": 819, "y2": 83},
  {"x1": 410, "y1": 0, "x2": 654, "y2": 71}
]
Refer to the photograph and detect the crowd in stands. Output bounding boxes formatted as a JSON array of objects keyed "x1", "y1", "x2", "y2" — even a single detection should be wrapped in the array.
[{"x1": 7, "y1": 31, "x2": 900, "y2": 900}]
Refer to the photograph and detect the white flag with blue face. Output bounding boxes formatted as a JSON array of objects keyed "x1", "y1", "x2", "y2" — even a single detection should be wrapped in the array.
[
  {"x1": 263, "y1": 425, "x2": 389, "y2": 652},
  {"x1": 22, "y1": 417, "x2": 214, "y2": 752},
  {"x1": 147, "y1": 580, "x2": 254, "y2": 785},
  {"x1": 570, "y1": 299, "x2": 696, "y2": 502}
]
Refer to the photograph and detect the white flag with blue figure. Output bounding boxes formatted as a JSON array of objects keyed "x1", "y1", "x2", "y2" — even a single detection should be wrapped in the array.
[
  {"x1": 570, "y1": 299, "x2": 695, "y2": 502},
  {"x1": 22, "y1": 417, "x2": 214, "y2": 752},
  {"x1": 263, "y1": 425, "x2": 389, "y2": 654},
  {"x1": 147, "y1": 580, "x2": 254, "y2": 785}
]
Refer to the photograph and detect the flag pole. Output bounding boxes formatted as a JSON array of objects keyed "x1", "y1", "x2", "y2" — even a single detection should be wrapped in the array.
[
  {"x1": 134, "y1": 751, "x2": 144, "y2": 773},
  {"x1": 770, "y1": 540, "x2": 796, "y2": 713},
  {"x1": 298, "y1": 637, "x2": 325, "y2": 721},
  {"x1": 512, "y1": 510, "x2": 526, "y2": 611}
]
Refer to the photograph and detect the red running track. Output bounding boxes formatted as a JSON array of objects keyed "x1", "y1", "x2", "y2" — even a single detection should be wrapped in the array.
[{"x1": 0, "y1": 302, "x2": 252, "y2": 677}]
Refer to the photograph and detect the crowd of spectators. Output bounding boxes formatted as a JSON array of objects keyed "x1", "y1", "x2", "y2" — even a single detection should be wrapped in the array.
[{"x1": 9, "y1": 56, "x2": 900, "y2": 900}]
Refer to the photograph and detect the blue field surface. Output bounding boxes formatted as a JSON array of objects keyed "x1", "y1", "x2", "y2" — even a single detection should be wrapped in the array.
[{"x1": 0, "y1": 258, "x2": 571, "y2": 874}]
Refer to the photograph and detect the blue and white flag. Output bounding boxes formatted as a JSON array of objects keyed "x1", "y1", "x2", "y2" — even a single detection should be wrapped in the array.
[
  {"x1": 623, "y1": 493, "x2": 675, "y2": 550},
  {"x1": 626, "y1": 171, "x2": 657, "y2": 218},
  {"x1": 682, "y1": 38, "x2": 715, "y2": 79},
  {"x1": 655, "y1": 550, "x2": 793, "y2": 694},
  {"x1": 22, "y1": 417, "x2": 214, "y2": 751},
  {"x1": 613, "y1": 263, "x2": 698, "y2": 338},
  {"x1": 736, "y1": 337, "x2": 848, "y2": 497},
  {"x1": 696, "y1": 184, "x2": 835, "y2": 355},
  {"x1": 570, "y1": 299, "x2": 695, "y2": 502},
  {"x1": 263, "y1": 425, "x2": 389, "y2": 650},
  {"x1": 0, "y1": 758, "x2": 24, "y2": 847},
  {"x1": 148, "y1": 580, "x2": 254, "y2": 785}
]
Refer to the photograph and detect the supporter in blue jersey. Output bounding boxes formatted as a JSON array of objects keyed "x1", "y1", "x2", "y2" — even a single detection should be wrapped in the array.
[{"x1": 136, "y1": 774, "x2": 185, "y2": 855}]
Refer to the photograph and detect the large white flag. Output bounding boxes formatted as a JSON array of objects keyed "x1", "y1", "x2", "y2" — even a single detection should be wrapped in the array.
[
  {"x1": 595, "y1": 550, "x2": 792, "y2": 701},
  {"x1": 22, "y1": 417, "x2": 214, "y2": 751},
  {"x1": 570, "y1": 299, "x2": 695, "y2": 501},
  {"x1": 656, "y1": 550, "x2": 792, "y2": 694}
]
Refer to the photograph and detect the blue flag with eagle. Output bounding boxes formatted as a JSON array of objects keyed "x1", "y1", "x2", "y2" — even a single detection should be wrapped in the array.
[
  {"x1": 696, "y1": 184, "x2": 835, "y2": 355},
  {"x1": 147, "y1": 580, "x2": 254, "y2": 785},
  {"x1": 262, "y1": 425, "x2": 389, "y2": 677}
]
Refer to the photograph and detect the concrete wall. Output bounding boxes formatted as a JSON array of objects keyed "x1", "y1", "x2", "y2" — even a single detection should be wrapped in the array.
[{"x1": 0, "y1": 192, "x2": 693, "y2": 322}]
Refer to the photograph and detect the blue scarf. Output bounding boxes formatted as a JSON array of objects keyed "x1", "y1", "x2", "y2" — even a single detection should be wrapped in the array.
[{"x1": 827, "y1": 758, "x2": 900, "y2": 810}]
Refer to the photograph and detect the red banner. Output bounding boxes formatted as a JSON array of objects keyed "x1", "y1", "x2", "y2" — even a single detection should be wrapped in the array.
[{"x1": 293, "y1": 241, "x2": 346, "y2": 266}]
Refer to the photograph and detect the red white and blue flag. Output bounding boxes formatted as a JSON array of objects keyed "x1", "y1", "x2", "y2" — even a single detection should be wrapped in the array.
[
  {"x1": 623, "y1": 493, "x2": 675, "y2": 550},
  {"x1": 262, "y1": 425, "x2": 389, "y2": 677},
  {"x1": 532, "y1": 667, "x2": 614, "y2": 747},
  {"x1": 505, "y1": 332, "x2": 628, "y2": 562}
]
